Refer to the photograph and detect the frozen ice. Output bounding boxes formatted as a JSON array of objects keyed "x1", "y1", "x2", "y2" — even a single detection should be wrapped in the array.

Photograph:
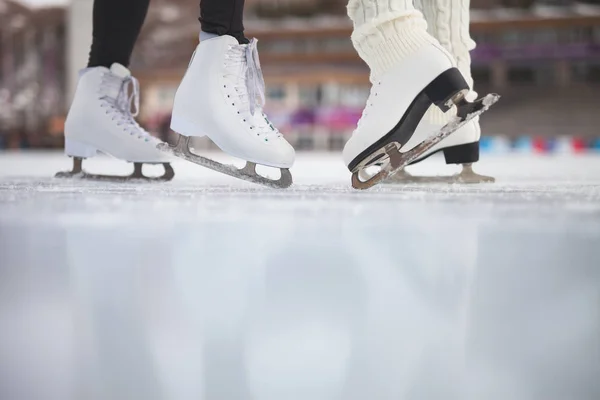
[{"x1": 0, "y1": 151, "x2": 599, "y2": 400}]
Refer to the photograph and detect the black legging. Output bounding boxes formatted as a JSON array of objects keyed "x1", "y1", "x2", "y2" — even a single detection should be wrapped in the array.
[
  {"x1": 200, "y1": 0, "x2": 248, "y2": 45},
  {"x1": 88, "y1": 0, "x2": 247, "y2": 68}
]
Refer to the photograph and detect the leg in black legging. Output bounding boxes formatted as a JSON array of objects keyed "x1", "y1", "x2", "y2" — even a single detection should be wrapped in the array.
[
  {"x1": 88, "y1": 0, "x2": 150, "y2": 68},
  {"x1": 200, "y1": 0, "x2": 249, "y2": 44}
]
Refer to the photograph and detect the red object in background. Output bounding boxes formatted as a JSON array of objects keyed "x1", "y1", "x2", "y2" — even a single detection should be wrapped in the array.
[
  {"x1": 48, "y1": 116, "x2": 66, "y2": 136},
  {"x1": 571, "y1": 137, "x2": 586, "y2": 153},
  {"x1": 532, "y1": 137, "x2": 547, "y2": 153}
]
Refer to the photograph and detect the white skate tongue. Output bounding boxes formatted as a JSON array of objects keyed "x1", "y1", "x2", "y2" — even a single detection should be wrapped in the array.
[
  {"x1": 109, "y1": 63, "x2": 131, "y2": 79},
  {"x1": 103, "y1": 63, "x2": 140, "y2": 118},
  {"x1": 99, "y1": 63, "x2": 132, "y2": 101},
  {"x1": 245, "y1": 39, "x2": 265, "y2": 116}
]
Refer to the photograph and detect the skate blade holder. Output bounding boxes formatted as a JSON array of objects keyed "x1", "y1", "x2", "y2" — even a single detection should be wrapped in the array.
[
  {"x1": 351, "y1": 142, "x2": 405, "y2": 190},
  {"x1": 385, "y1": 164, "x2": 495, "y2": 185},
  {"x1": 442, "y1": 89, "x2": 470, "y2": 112},
  {"x1": 55, "y1": 157, "x2": 175, "y2": 182},
  {"x1": 159, "y1": 136, "x2": 293, "y2": 189},
  {"x1": 351, "y1": 93, "x2": 500, "y2": 190}
]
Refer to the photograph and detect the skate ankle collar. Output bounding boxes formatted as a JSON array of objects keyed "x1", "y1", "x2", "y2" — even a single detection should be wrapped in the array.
[{"x1": 351, "y1": 18, "x2": 437, "y2": 82}]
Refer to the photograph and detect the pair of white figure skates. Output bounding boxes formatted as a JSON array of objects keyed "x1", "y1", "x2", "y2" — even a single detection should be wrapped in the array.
[{"x1": 57, "y1": 35, "x2": 498, "y2": 189}]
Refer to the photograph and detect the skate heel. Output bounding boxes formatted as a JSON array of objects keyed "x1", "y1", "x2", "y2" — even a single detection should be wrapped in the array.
[
  {"x1": 424, "y1": 68, "x2": 470, "y2": 112},
  {"x1": 170, "y1": 115, "x2": 206, "y2": 138},
  {"x1": 65, "y1": 139, "x2": 98, "y2": 158},
  {"x1": 443, "y1": 141, "x2": 480, "y2": 165}
]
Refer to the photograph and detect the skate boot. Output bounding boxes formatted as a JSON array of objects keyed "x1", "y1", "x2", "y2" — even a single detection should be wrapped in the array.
[
  {"x1": 162, "y1": 35, "x2": 295, "y2": 188},
  {"x1": 56, "y1": 63, "x2": 174, "y2": 181},
  {"x1": 343, "y1": 0, "x2": 498, "y2": 190},
  {"x1": 387, "y1": 0, "x2": 494, "y2": 184}
]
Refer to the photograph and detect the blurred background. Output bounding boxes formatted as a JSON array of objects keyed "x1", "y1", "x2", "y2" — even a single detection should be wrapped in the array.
[
  {"x1": 1, "y1": 3, "x2": 600, "y2": 399},
  {"x1": 0, "y1": 0, "x2": 599, "y2": 153}
]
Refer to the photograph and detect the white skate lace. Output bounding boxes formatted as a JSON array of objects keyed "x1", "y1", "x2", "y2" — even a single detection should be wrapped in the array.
[
  {"x1": 224, "y1": 39, "x2": 282, "y2": 140},
  {"x1": 99, "y1": 72, "x2": 154, "y2": 142}
]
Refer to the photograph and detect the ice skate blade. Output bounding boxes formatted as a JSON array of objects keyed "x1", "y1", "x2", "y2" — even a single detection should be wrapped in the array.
[
  {"x1": 386, "y1": 164, "x2": 495, "y2": 184},
  {"x1": 159, "y1": 136, "x2": 293, "y2": 189},
  {"x1": 351, "y1": 93, "x2": 500, "y2": 190},
  {"x1": 54, "y1": 157, "x2": 175, "y2": 182}
]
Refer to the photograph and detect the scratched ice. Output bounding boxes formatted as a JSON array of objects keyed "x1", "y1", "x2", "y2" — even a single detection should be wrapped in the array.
[{"x1": 1, "y1": 151, "x2": 599, "y2": 400}]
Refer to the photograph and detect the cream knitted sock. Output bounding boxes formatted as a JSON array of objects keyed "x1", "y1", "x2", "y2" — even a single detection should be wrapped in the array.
[
  {"x1": 347, "y1": 0, "x2": 448, "y2": 83},
  {"x1": 415, "y1": 0, "x2": 477, "y2": 124},
  {"x1": 415, "y1": 0, "x2": 475, "y2": 88}
]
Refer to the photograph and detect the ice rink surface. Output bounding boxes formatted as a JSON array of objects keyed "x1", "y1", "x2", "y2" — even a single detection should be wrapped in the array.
[{"x1": 0, "y1": 151, "x2": 599, "y2": 400}]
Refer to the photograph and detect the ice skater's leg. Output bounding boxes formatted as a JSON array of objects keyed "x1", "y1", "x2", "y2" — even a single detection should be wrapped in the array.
[
  {"x1": 162, "y1": 0, "x2": 295, "y2": 188},
  {"x1": 343, "y1": 0, "x2": 499, "y2": 189},
  {"x1": 388, "y1": 0, "x2": 494, "y2": 184},
  {"x1": 415, "y1": 0, "x2": 474, "y2": 89},
  {"x1": 199, "y1": 0, "x2": 249, "y2": 44},
  {"x1": 347, "y1": 0, "x2": 441, "y2": 83},
  {"x1": 88, "y1": 0, "x2": 150, "y2": 68}
]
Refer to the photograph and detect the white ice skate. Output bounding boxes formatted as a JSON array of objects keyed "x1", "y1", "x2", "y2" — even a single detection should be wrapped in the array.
[
  {"x1": 161, "y1": 35, "x2": 295, "y2": 188},
  {"x1": 385, "y1": 0, "x2": 495, "y2": 185},
  {"x1": 343, "y1": 45, "x2": 498, "y2": 190},
  {"x1": 56, "y1": 63, "x2": 174, "y2": 181}
]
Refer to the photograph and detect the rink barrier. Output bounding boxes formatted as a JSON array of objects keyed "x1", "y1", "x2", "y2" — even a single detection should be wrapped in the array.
[
  {"x1": 183, "y1": 135, "x2": 600, "y2": 154},
  {"x1": 479, "y1": 136, "x2": 600, "y2": 154}
]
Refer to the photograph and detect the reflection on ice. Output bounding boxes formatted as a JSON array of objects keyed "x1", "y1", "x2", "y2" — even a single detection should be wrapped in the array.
[{"x1": 1, "y1": 212, "x2": 598, "y2": 399}]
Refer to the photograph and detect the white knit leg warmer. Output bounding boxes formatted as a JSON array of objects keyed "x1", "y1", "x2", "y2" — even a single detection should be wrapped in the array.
[
  {"x1": 414, "y1": 0, "x2": 475, "y2": 89},
  {"x1": 347, "y1": 0, "x2": 443, "y2": 83},
  {"x1": 415, "y1": 0, "x2": 477, "y2": 124}
]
